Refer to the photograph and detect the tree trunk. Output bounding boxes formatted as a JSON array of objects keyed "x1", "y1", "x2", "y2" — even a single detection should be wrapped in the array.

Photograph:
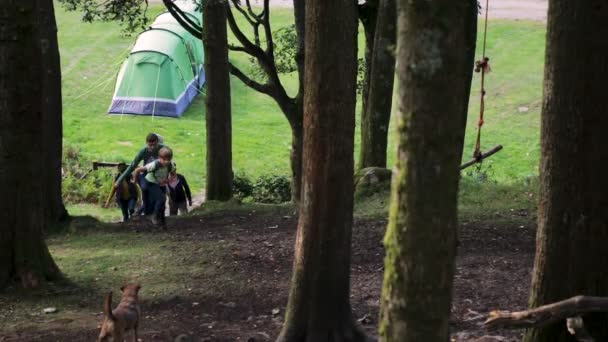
[
  {"x1": 358, "y1": 0, "x2": 396, "y2": 170},
  {"x1": 276, "y1": 0, "x2": 365, "y2": 341},
  {"x1": 523, "y1": 1, "x2": 608, "y2": 341},
  {"x1": 40, "y1": 0, "x2": 68, "y2": 223},
  {"x1": 203, "y1": 0, "x2": 233, "y2": 201},
  {"x1": 0, "y1": 0, "x2": 62, "y2": 289},
  {"x1": 289, "y1": 0, "x2": 305, "y2": 205},
  {"x1": 358, "y1": 0, "x2": 378, "y2": 120},
  {"x1": 379, "y1": 1, "x2": 478, "y2": 341},
  {"x1": 289, "y1": 113, "x2": 303, "y2": 206}
]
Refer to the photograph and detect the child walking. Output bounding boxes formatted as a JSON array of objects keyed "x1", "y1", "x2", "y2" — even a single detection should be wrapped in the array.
[
  {"x1": 114, "y1": 163, "x2": 140, "y2": 222},
  {"x1": 115, "y1": 133, "x2": 167, "y2": 216},
  {"x1": 167, "y1": 166, "x2": 192, "y2": 216},
  {"x1": 133, "y1": 147, "x2": 174, "y2": 228}
]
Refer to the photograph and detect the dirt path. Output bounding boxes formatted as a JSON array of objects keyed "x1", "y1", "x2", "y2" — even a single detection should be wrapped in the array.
[{"x1": 1, "y1": 209, "x2": 535, "y2": 341}]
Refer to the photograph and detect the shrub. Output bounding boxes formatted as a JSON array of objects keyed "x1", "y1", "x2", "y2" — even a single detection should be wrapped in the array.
[
  {"x1": 251, "y1": 174, "x2": 291, "y2": 204},
  {"x1": 62, "y1": 145, "x2": 117, "y2": 204},
  {"x1": 232, "y1": 172, "x2": 254, "y2": 200}
]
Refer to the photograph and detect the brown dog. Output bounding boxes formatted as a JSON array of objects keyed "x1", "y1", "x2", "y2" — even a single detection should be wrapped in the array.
[{"x1": 98, "y1": 283, "x2": 141, "y2": 342}]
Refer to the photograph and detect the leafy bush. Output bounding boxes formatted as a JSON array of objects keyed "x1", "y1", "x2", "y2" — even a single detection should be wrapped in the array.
[
  {"x1": 232, "y1": 172, "x2": 254, "y2": 200},
  {"x1": 251, "y1": 174, "x2": 291, "y2": 204},
  {"x1": 62, "y1": 145, "x2": 116, "y2": 204}
]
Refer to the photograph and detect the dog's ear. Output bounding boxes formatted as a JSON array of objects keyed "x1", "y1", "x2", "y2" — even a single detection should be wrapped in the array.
[
  {"x1": 120, "y1": 285, "x2": 125, "y2": 292},
  {"x1": 135, "y1": 283, "x2": 141, "y2": 293}
]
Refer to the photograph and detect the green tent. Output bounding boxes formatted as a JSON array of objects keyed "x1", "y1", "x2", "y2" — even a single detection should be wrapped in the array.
[{"x1": 108, "y1": 3, "x2": 204, "y2": 118}]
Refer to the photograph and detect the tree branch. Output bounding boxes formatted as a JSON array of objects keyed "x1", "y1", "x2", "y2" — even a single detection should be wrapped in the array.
[
  {"x1": 226, "y1": 3, "x2": 265, "y2": 60},
  {"x1": 167, "y1": 0, "x2": 201, "y2": 32},
  {"x1": 230, "y1": 0, "x2": 261, "y2": 46},
  {"x1": 225, "y1": 0, "x2": 295, "y2": 122},
  {"x1": 261, "y1": 0, "x2": 274, "y2": 57},
  {"x1": 228, "y1": 44, "x2": 249, "y2": 53},
  {"x1": 229, "y1": 63, "x2": 273, "y2": 96},
  {"x1": 162, "y1": 0, "x2": 202, "y2": 37},
  {"x1": 231, "y1": 0, "x2": 259, "y2": 25},
  {"x1": 246, "y1": 0, "x2": 264, "y2": 21},
  {"x1": 484, "y1": 296, "x2": 608, "y2": 330}
]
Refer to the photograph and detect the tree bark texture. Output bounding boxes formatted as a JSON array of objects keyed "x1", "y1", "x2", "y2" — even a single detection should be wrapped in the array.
[
  {"x1": 40, "y1": 0, "x2": 68, "y2": 223},
  {"x1": 523, "y1": 1, "x2": 608, "y2": 341},
  {"x1": 358, "y1": 0, "x2": 396, "y2": 169},
  {"x1": 276, "y1": 0, "x2": 365, "y2": 341},
  {"x1": 203, "y1": 0, "x2": 233, "y2": 201},
  {"x1": 289, "y1": 0, "x2": 305, "y2": 205},
  {"x1": 379, "y1": 1, "x2": 478, "y2": 341},
  {"x1": 358, "y1": 0, "x2": 378, "y2": 122},
  {"x1": 0, "y1": 0, "x2": 62, "y2": 289}
]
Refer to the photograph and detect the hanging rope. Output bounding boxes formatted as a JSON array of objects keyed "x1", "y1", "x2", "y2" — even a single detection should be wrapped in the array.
[
  {"x1": 473, "y1": 0, "x2": 492, "y2": 161},
  {"x1": 459, "y1": 0, "x2": 503, "y2": 171}
]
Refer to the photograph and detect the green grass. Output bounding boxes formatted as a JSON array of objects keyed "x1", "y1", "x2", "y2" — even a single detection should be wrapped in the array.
[
  {"x1": 66, "y1": 203, "x2": 122, "y2": 222},
  {"x1": 58, "y1": 5, "x2": 546, "y2": 213},
  {"x1": 1, "y1": 223, "x2": 236, "y2": 330}
]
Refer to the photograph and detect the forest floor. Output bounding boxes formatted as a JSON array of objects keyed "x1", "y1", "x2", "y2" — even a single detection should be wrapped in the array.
[{"x1": 0, "y1": 201, "x2": 535, "y2": 342}]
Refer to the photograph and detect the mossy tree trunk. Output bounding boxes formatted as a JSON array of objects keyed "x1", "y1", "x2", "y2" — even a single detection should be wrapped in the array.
[
  {"x1": 203, "y1": 0, "x2": 233, "y2": 201},
  {"x1": 40, "y1": 0, "x2": 68, "y2": 224},
  {"x1": 276, "y1": 0, "x2": 365, "y2": 341},
  {"x1": 523, "y1": 1, "x2": 608, "y2": 341},
  {"x1": 0, "y1": 0, "x2": 62, "y2": 289},
  {"x1": 358, "y1": 0, "x2": 396, "y2": 170},
  {"x1": 379, "y1": 0, "x2": 478, "y2": 341}
]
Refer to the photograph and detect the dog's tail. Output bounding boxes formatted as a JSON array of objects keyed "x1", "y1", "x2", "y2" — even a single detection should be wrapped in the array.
[{"x1": 104, "y1": 291, "x2": 116, "y2": 321}]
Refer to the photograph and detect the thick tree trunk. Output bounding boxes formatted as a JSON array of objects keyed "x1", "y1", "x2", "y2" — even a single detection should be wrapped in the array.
[
  {"x1": 378, "y1": 1, "x2": 478, "y2": 341},
  {"x1": 203, "y1": 0, "x2": 233, "y2": 201},
  {"x1": 358, "y1": 0, "x2": 396, "y2": 170},
  {"x1": 40, "y1": 0, "x2": 68, "y2": 223},
  {"x1": 358, "y1": 0, "x2": 378, "y2": 120},
  {"x1": 0, "y1": 0, "x2": 62, "y2": 289},
  {"x1": 276, "y1": 0, "x2": 365, "y2": 341},
  {"x1": 523, "y1": 1, "x2": 608, "y2": 341}
]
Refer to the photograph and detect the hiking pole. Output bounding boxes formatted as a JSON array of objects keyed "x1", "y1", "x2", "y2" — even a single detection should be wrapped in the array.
[{"x1": 103, "y1": 187, "x2": 117, "y2": 208}]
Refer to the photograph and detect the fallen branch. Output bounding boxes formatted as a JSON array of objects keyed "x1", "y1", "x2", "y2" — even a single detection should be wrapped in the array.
[
  {"x1": 484, "y1": 295, "x2": 608, "y2": 330},
  {"x1": 459, "y1": 144, "x2": 503, "y2": 171}
]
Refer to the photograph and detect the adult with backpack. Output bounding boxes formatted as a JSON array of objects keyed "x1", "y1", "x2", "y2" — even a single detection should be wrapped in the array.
[{"x1": 115, "y1": 133, "x2": 166, "y2": 215}]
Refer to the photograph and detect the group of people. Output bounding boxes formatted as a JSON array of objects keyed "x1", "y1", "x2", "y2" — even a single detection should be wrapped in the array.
[{"x1": 113, "y1": 133, "x2": 192, "y2": 227}]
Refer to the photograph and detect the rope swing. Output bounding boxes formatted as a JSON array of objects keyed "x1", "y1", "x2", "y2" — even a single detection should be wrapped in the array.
[{"x1": 459, "y1": 0, "x2": 503, "y2": 171}]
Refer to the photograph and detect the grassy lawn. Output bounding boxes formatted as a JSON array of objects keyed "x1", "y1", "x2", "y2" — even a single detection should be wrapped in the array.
[{"x1": 59, "y1": 4, "x2": 546, "y2": 220}]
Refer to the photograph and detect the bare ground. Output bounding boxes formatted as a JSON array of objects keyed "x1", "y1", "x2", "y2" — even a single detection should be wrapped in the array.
[{"x1": 0, "y1": 209, "x2": 535, "y2": 341}]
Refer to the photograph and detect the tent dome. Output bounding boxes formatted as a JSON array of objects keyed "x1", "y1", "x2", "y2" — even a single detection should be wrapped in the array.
[{"x1": 108, "y1": 3, "x2": 204, "y2": 118}]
